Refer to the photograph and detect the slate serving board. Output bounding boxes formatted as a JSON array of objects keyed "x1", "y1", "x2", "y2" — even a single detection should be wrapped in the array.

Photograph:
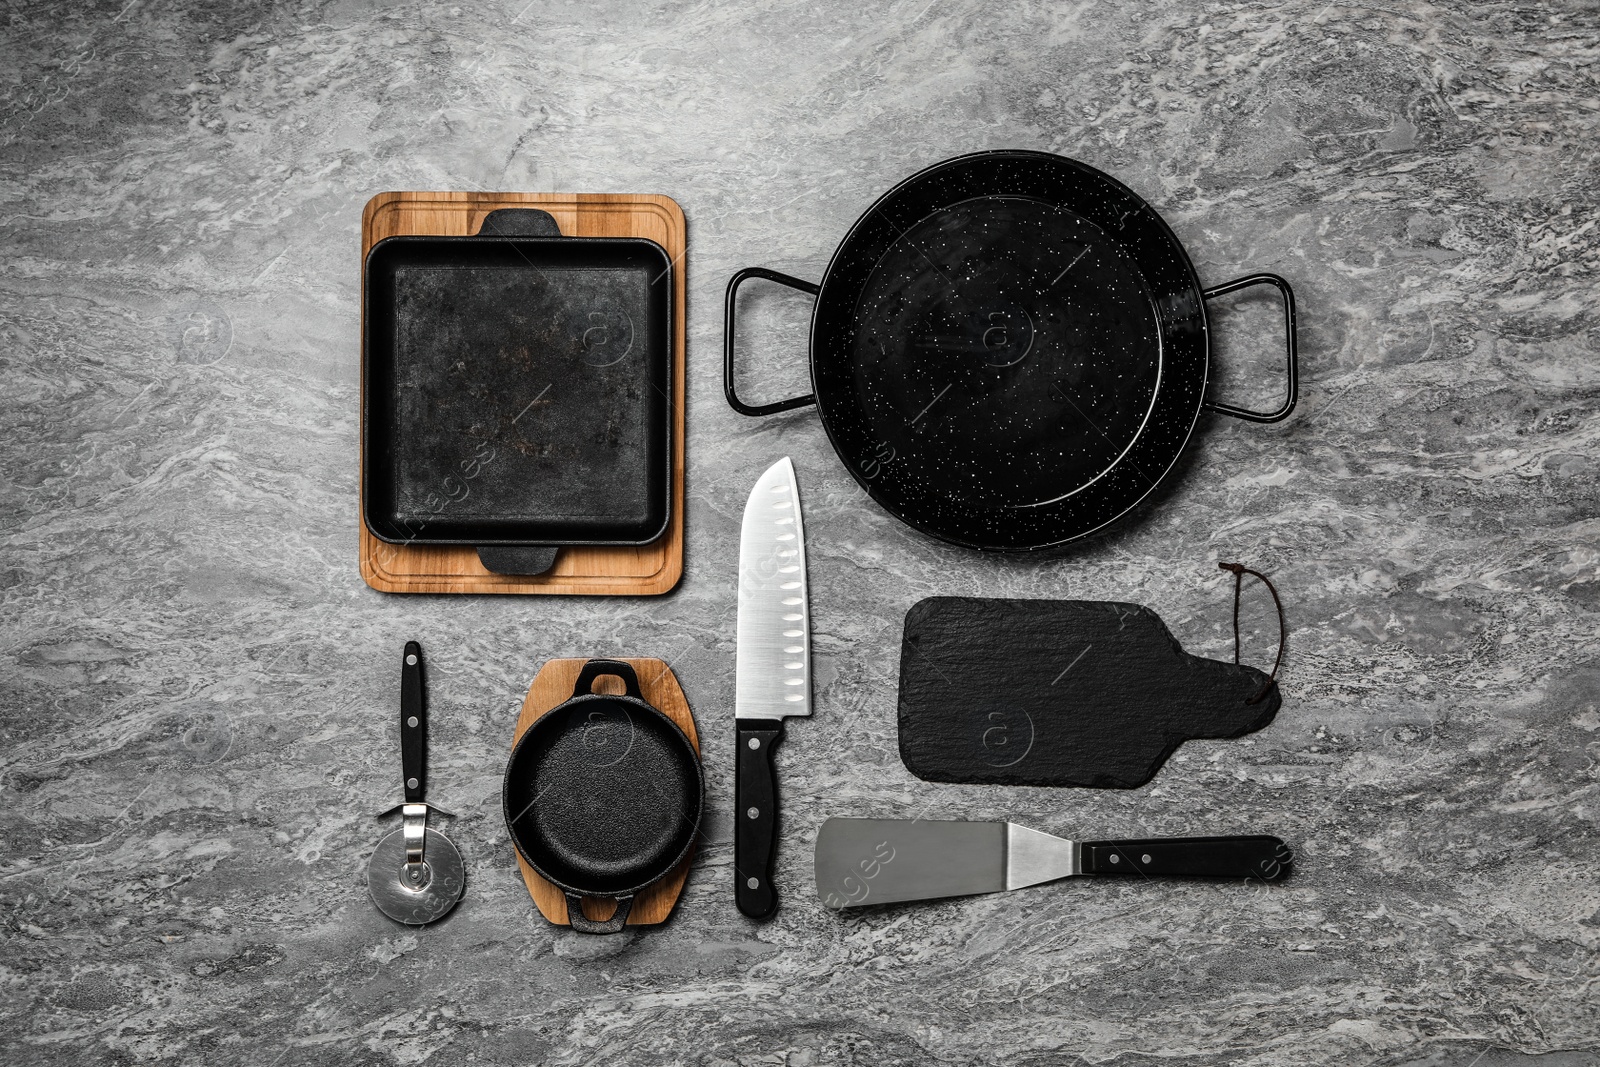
[{"x1": 898, "y1": 597, "x2": 1281, "y2": 789}]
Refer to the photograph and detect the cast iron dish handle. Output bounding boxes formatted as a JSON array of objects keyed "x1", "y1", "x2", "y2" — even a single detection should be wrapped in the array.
[
  {"x1": 1200, "y1": 273, "x2": 1299, "y2": 423},
  {"x1": 723, "y1": 267, "x2": 820, "y2": 416},
  {"x1": 571, "y1": 658, "x2": 644, "y2": 700},
  {"x1": 565, "y1": 892, "x2": 634, "y2": 934}
]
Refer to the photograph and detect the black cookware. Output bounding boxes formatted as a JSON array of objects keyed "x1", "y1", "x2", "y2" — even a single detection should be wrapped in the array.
[
  {"x1": 365, "y1": 208, "x2": 672, "y2": 575},
  {"x1": 502, "y1": 660, "x2": 702, "y2": 934},
  {"x1": 897, "y1": 589, "x2": 1283, "y2": 789},
  {"x1": 723, "y1": 149, "x2": 1298, "y2": 551}
]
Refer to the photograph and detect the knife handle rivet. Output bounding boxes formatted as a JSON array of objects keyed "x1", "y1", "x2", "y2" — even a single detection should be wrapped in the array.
[
  {"x1": 747, "y1": 807, "x2": 760, "y2": 820},
  {"x1": 747, "y1": 877, "x2": 759, "y2": 889},
  {"x1": 1141, "y1": 854, "x2": 1152, "y2": 864},
  {"x1": 407, "y1": 716, "x2": 419, "y2": 728},
  {"x1": 406, "y1": 654, "x2": 418, "y2": 666},
  {"x1": 1109, "y1": 854, "x2": 1120, "y2": 864},
  {"x1": 748, "y1": 738, "x2": 760, "y2": 750},
  {"x1": 407, "y1": 777, "x2": 419, "y2": 790}
]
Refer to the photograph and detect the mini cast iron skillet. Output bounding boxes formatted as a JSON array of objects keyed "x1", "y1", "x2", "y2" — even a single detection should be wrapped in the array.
[
  {"x1": 723, "y1": 149, "x2": 1299, "y2": 552},
  {"x1": 502, "y1": 660, "x2": 702, "y2": 934}
]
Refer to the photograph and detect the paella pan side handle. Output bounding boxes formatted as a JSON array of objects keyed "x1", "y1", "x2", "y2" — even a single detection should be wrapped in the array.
[
  {"x1": 565, "y1": 892, "x2": 634, "y2": 935},
  {"x1": 1200, "y1": 273, "x2": 1299, "y2": 424},
  {"x1": 724, "y1": 267, "x2": 820, "y2": 417}
]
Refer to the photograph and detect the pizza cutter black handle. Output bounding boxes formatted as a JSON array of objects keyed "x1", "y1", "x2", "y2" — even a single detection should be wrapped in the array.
[
  {"x1": 735, "y1": 719, "x2": 784, "y2": 919},
  {"x1": 1201, "y1": 273, "x2": 1299, "y2": 424},
  {"x1": 724, "y1": 268, "x2": 820, "y2": 416},
  {"x1": 1081, "y1": 835, "x2": 1292, "y2": 881},
  {"x1": 400, "y1": 641, "x2": 426, "y2": 804}
]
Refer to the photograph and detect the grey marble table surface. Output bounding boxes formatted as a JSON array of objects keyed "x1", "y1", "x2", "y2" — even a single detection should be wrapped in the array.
[{"x1": 3, "y1": 1, "x2": 1598, "y2": 1064}]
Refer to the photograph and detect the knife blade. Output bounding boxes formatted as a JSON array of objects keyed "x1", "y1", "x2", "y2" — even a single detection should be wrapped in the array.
[
  {"x1": 814, "y1": 818, "x2": 1291, "y2": 909},
  {"x1": 734, "y1": 456, "x2": 811, "y2": 920}
]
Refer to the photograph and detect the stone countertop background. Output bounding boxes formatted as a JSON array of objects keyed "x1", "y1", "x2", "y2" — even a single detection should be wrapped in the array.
[{"x1": 2, "y1": 1, "x2": 1597, "y2": 1064}]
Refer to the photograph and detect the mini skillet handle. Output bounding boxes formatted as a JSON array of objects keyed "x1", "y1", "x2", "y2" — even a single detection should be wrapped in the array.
[
  {"x1": 735, "y1": 718, "x2": 784, "y2": 920},
  {"x1": 724, "y1": 267, "x2": 820, "y2": 416},
  {"x1": 565, "y1": 893, "x2": 633, "y2": 935},
  {"x1": 400, "y1": 641, "x2": 426, "y2": 804},
  {"x1": 1080, "y1": 835, "x2": 1292, "y2": 881},
  {"x1": 1201, "y1": 273, "x2": 1299, "y2": 424},
  {"x1": 571, "y1": 659, "x2": 644, "y2": 700}
]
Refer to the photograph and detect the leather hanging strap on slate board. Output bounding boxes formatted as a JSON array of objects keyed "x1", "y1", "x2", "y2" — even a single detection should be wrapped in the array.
[{"x1": 898, "y1": 574, "x2": 1285, "y2": 789}]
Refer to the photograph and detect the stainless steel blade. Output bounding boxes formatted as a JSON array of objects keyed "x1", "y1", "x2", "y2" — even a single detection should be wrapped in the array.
[
  {"x1": 815, "y1": 818, "x2": 1003, "y2": 907},
  {"x1": 814, "y1": 818, "x2": 1080, "y2": 908},
  {"x1": 367, "y1": 825, "x2": 465, "y2": 925},
  {"x1": 736, "y1": 457, "x2": 810, "y2": 721}
]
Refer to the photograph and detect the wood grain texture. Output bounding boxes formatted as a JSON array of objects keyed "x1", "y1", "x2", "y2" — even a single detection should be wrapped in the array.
[
  {"x1": 358, "y1": 192, "x2": 686, "y2": 595},
  {"x1": 510, "y1": 658, "x2": 699, "y2": 927}
]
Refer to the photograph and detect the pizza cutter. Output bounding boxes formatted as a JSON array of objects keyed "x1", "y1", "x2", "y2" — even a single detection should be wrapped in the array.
[{"x1": 367, "y1": 641, "x2": 465, "y2": 925}]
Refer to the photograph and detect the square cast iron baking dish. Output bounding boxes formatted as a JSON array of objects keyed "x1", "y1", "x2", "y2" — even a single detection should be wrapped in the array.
[{"x1": 362, "y1": 209, "x2": 672, "y2": 571}]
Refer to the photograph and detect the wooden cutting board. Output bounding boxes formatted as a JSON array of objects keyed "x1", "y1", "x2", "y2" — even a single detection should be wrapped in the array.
[
  {"x1": 358, "y1": 192, "x2": 686, "y2": 596},
  {"x1": 510, "y1": 658, "x2": 699, "y2": 927}
]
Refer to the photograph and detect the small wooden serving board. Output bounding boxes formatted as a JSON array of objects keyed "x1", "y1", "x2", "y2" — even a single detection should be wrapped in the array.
[
  {"x1": 358, "y1": 191, "x2": 686, "y2": 596},
  {"x1": 511, "y1": 658, "x2": 699, "y2": 927}
]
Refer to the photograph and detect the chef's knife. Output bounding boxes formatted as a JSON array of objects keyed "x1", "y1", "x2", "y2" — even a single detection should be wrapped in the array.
[
  {"x1": 735, "y1": 456, "x2": 811, "y2": 920},
  {"x1": 815, "y1": 818, "x2": 1291, "y2": 909}
]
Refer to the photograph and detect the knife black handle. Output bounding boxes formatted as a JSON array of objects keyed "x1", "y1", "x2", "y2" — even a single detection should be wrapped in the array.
[
  {"x1": 401, "y1": 641, "x2": 426, "y2": 804},
  {"x1": 735, "y1": 719, "x2": 784, "y2": 920},
  {"x1": 1080, "y1": 835, "x2": 1292, "y2": 881}
]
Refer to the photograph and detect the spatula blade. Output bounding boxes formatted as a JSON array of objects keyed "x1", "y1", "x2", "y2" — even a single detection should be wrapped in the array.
[{"x1": 814, "y1": 817, "x2": 1007, "y2": 908}]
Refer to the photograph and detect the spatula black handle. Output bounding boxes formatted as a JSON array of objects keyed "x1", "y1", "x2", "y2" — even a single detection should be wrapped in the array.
[
  {"x1": 1080, "y1": 835, "x2": 1291, "y2": 881},
  {"x1": 735, "y1": 719, "x2": 784, "y2": 920},
  {"x1": 401, "y1": 641, "x2": 426, "y2": 804}
]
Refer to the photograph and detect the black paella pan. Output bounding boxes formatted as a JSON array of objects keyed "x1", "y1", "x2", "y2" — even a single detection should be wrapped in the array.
[{"x1": 723, "y1": 149, "x2": 1298, "y2": 552}]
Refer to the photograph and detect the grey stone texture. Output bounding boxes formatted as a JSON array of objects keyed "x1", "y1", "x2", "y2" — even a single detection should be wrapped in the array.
[{"x1": 2, "y1": 1, "x2": 1597, "y2": 1064}]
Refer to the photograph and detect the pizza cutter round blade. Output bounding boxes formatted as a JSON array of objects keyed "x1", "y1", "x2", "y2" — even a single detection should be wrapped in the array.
[{"x1": 367, "y1": 825, "x2": 465, "y2": 925}]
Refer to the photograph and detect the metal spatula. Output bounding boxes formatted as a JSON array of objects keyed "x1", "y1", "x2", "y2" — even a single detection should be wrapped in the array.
[{"x1": 814, "y1": 818, "x2": 1291, "y2": 909}]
